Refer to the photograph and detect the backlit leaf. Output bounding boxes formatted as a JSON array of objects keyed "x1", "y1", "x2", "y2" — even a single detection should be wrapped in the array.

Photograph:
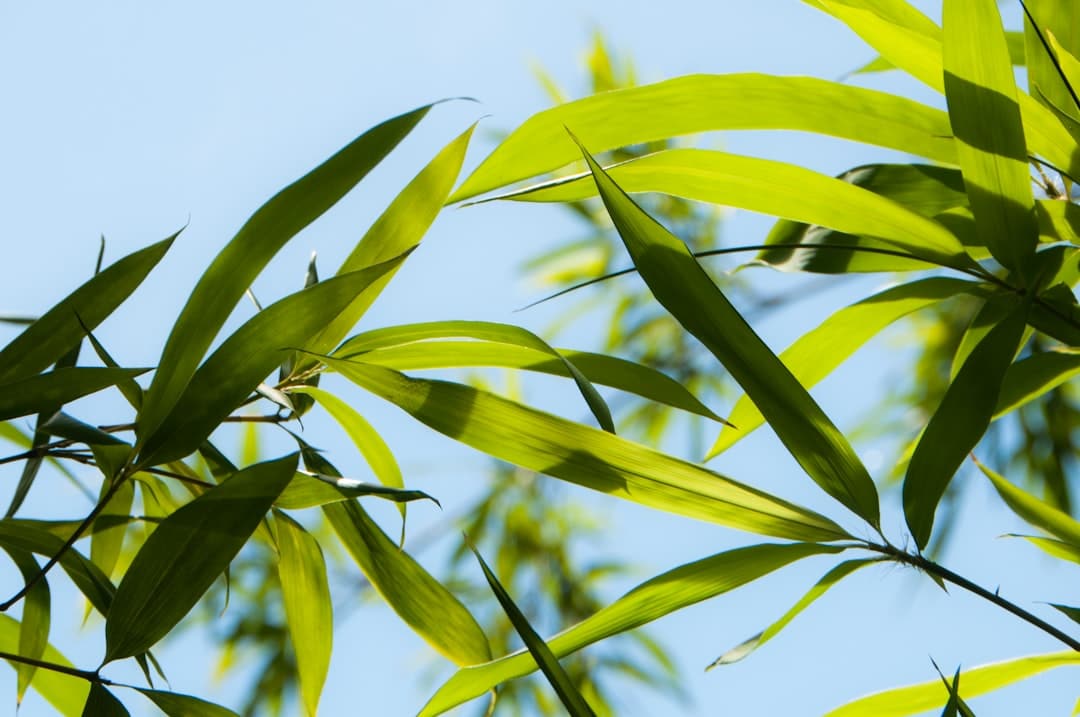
[
  {"x1": 0, "y1": 614, "x2": 87, "y2": 716},
  {"x1": 0, "y1": 368, "x2": 148, "y2": 423},
  {"x1": 976, "y1": 458, "x2": 1080, "y2": 548}
]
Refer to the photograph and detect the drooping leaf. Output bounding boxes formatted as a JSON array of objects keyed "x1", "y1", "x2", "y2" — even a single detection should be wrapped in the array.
[
  {"x1": 0, "y1": 614, "x2": 87, "y2": 716},
  {"x1": 707, "y1": 558, "x2": 875, "y2": 668},
  {"x1": 274, "y1": 511, "x2": 332, "y2": 717},
  {"x1": 470, "y1": 543, "x2": 597, "y2": 717},
  {"x1": 82, "y1": 684, "x2": 129, "y2": 717},
  {"x1": 449, "y1": 75, "x2": 956, "y2": 203},
  {"x1": 421, "y1": 543, "x2": 841, "y2": 716},
  {"x1": 944, "y1": 0, "x2": 1039, "y2": 280},
  {"x1": 824, "y1": 651, "x2": 1080, "y2": 716},
  {"x1": 710, "y1": 278, "x2": 984, "y2": 456},
  {"x1": 275, "y1": 471, "x2": 437, "y2": 510},
  {"x1": 0, "y1": 235, "x2": 173, "y2": 386},
  {"x1": 975, "y1": 458, "x2": 1080, "y2": 549},
  {"x1": 137, "y1": 106, "x2": 430, "y2": 445},
  {"x1": 994, "y1": 349, "x2": 1080, "y2": 418},
  {"x1": 137, "y1": 258, "x2": 406, "y2": 466},
  {"x1": 104, "y1": 453, "x2": 297, "y2": 662},
  {"x1": 2, "y1": 549, "x2": 50, "y2": 705},
  {"x1": 331, "y1": 360, "x2": 849, "y2": 543},
  {"x1": 90, "y1": 479, "x2": 135, "y2": 581},
  {"x1": 573, "y1": 136, "x2": 880, "y2": 528},
  {"x1": 1025, "y1": 0, "x2": 1080, "y2": 115},
  {"x1": 135, "y1": 688, "x2": 240, "y2": 717},
  {"x1": 1003, "y1": 533, "x2": 1080, "y2": 564},
  {"x1": 0, "y1": 368, "x2": 148, "y2": 423},
  {"x1": 904, "y1": 300, "x2": 1028, "y2": 549}
]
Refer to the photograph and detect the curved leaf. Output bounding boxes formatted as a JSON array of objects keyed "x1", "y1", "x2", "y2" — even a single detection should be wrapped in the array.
[
  {"x1": 976, "y1": 458, "x2": 1080, "y2": 548},
  {"x1": 275, "y1": 472, "x2": 436, "y2": 510},
  {"x1": 2, "y1": 549, "x2": 50, "y2": 705},
  {"x1": 994, "y1": 349, "x2": 1080, "y2": 418},
  {"x1": 0, "y1": 368, "x2": 148, "y2": 423},
  {"x1": 135, "y1": 688, "x2": 240, "y2": 717},
  {"x1": 0, "y1": 614, "x2": 87, "y2": 716}
]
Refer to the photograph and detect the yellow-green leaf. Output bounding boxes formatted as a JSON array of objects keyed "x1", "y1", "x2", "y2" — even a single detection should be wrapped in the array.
[
  {"x1": 0, "y1": 614, "x2": 87, "y2": 716},
  {"x1": 976, "y1": 458, "x2": 1080, "y2": 548}
]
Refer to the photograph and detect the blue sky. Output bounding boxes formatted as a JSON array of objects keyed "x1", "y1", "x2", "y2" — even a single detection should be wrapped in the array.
[{"x1": 1, "y1": 1, "x2": 1078, "y2": 715}]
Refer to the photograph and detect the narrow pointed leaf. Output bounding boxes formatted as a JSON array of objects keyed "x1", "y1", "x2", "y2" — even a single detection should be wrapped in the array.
[
  {"x1": 275, "y1": 511, "x2": 332, "y2": 717},
  {"x1": 0, "y1": 614, "x2": 87, "y2": 716},
  {"x1": 708, "y1": 558, "x2": 875, "y2": 668},
  {"x1": 0, "y1": 368, "x2": 148, "y2": 423},
  {"x1": 824, "y1": 652, "x2": 1080, "y2": 716},
  {"x1": 471, "y1": 544, "x2": 597, "y2": 717},
  {"x1": 1004, "y1": 533, "x2": 1080, "y2": 564},
  {"x1": 994, "y1": 349, "x2": 1080, "y2": 418},
  {"x1": 574, "y1": 137, "x2": 880, "y2": 528},
  {"x1": 2, "y1": 549, "x2": 50, "y2": 705},
  {"x1": 944, "y1": 0, "x2": 1039, "y2": 279},
  {"x1": 104, "y1": 454, "x2": 297, "y2": 662},
  {"x1": 451, "y1": 75, "x2": 956, "y2": 202},
  {"x1": 904, "y1": 301, "x2": 1028, "y2": 548},
  {"x1": 90, "y1": 480, "x2": 135, "y2": 581},
  {"x1": 976, "y1": 458, "x2": 1080, "y2": 548},
  {"x1": 0, "y1": 236, "x2": 173, "y2": 386},
  {"x1": 137, "y1": 106, "x2": 430, "y2": 444},
  {"x1": 82, "y1": 684, "x2": 128, "y2": 717},
  {"x1": 711, "y1": 278, "x2": 983, "y2": 456},
  {"x1": 137, "y1": 258, "x2": 405, "y2": 466},
  {"x1": 1048, "y1": 603, "x2": 1080, "y2": 625},
  {"x1": 421, "y1": 543, "x2": 841, "y2": 716},
  {"x1": 1026, "y1": 1, "x2": 1080, "y2": 114},
  {"x1": 275, "y1": 471, "x2": 436, "y2": 510},
  {"x1": 135, "y1": 689, "x2": 240, "y2": 717},
  {"x1": 331, "y1": 360, "x2": 849, "y2": 543}
]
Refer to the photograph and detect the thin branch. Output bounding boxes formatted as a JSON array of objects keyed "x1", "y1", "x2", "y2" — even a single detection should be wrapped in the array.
[
  {"x1": 140, "y1": 466, "x2": 215, "y2": 488},
  {"x1": 0, "y1": 649, "x2": 109, "y2": 684}
]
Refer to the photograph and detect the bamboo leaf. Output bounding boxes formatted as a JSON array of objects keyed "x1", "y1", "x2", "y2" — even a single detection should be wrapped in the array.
[
  {"x1": 450, "y1": 75, "x2": 955, "y2": 202},
  {"x1": 0, "y1": 368, "x2": 148, "y2": 423},
  {"x1": 944, "y1": 0, "x2": 1039, "y2": 280},
  {"x1": 104, "y1": 454, "x2": 297, "y2": 663},
  {"x1": 975, "y1": 458, "x2": 1080, "y2": 548},
  {"x1": 824, "y1": 652, "x2": 1080, "y2": 716},
  {"x1": 1, "y1": 549, "x2": 50, "y2": 706},
  {"x1": 331, "y1": 359, "x2": 849, "y2": 543},
  {"x1": 1025, "y1": 1, "x2": 1080, "y2": 115},
  {"x1": 274, "y1": 511, "x2": 332, "y2": 717},
  {"x1": 471, "y1": 543, "x2": 597, "y2": 717},
  {"x1": 994, "y1": 349, "x2": 1080, "y2": 418},
  {"x1": 708, "y1": 558, "x2": 875, "y2": 668},
  {"x1": 135, "y1": 689, "x2": 240, "y2": 717},
  {"x1": 275, "y1": 471, "x2": 436, "y2": 510},
  {"x1": 0, "y1": 235, "x2": 174, "y2": 386},
  {"x1": 90, "y1": 480, "x2": 135, "y2": 581},
  {"x1": 421, "y1": 543, "x2": 841, "y2": 716},
  {"x1": 1044, "y1": 30, "x2": 1080, "y2": 109},
  {"x1": 0, "y1": 614, "x2": 87, "y2": 716},
  {"x1": 710, "y1": 278, "x2": 984, "y2": 456},
  {"x1": 82, "y1": 684, "x2": 128, "y2": 717},
  {"x1": 1048, "y1": 603, "x2": 1080, "y2": 625},
  {"x1": 853, "y1": 30, "x2": 1025, "y2": 75},
  {"x1": 1003, "y1": 533, "x2": 1080, "y2": 564},
  {"x1": 572, "y1": 136, "x2": 880, "y2": 529},
  {"x1": 137, "y1": 106, "x2": 430, "y2": 444},
  {"x1": 903, "y1": 300, "x2": 1028, "y2": 549},
  {"x1": 137, "y1": 258, "x2": 405, "y2": 467}
]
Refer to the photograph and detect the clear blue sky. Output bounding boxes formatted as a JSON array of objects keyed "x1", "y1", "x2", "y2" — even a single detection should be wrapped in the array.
[{"x1": 1, "y1": 1, "x2": 1077, "y2": 715}]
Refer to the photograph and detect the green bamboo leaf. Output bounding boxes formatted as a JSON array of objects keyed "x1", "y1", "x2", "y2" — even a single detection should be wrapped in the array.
[
  {"x1": 1045, "y1": 31, "x2": 1080, "y2": 105},
  {"x1": 335, "y1": 320, "x2": 615, "y2": 432},
  {"x1": 853, "y1": 30, "x2": 1025, "y2": 75},
  {"x1": 275, "y1": 471, "x2": 436, "y2": 510},
  {"x1": 0, "y1": 368, "x2": 148, "y2": 423},
  {"x1": 486, "y1": 149, "x2": 969, "y2": 269},
  {"x1": 323, "y1": 500, "x2": 492, "y2": 666},
  {"x1": 1004, "y1": 533, "x2": 1080, "y2": 564},
  {"x1": 975, "y1": 458, "x2": 1080, "y2": 548},
  {"x1": 470, "y1": 544, "x2": 597, "y2": 717},
  {"x1": 934, "y1": 663, "x2": 976, "y2": 717},
  {"x1": 81, "y1": 327, "x2": 143, "y2": 410},
  {"x1": 1025, "y1": 1, "x2": 1080, "y2": 114},
  {"x1": 0, "y1": 614, "x2": 87, "y2": 716},
  {"x1": 137, "y1": 258, "x2": 405, "y2": 467},
  {"x1": 450, "y1": 75, "x2": 955, "y2": 203},
  {"x1": 90, "y1": 480, "x2": 135, "y2": 582},
  {"x1": 1, "y1": 549, "x2": 50, "y2": 706},
  {"x1": 710, "y1": 278, "x2": 984, "y2": 457},
  {"x1": 573, "y1": 137, "x2": 881, "y2": 529},
  {"x1": 301, "y1": 124, "x2": 477, "y2": 360},
  {"x1": 421, "y1": 543, "x2": 841, "y2": 716},
  {"x1": 944, "y1": 0, "x2": 1039, "y2": 280},
  {"x1": 331, "y1": 360, "x2": 849, "y2": 543},
  {"x1": 707, "y1": 558, "x2": 875, "y2": 668},
  {"x1": 137, "y1": 106, "x2": 430, "y2": 445},
  {"x1": 82, "y1": 684, "x2": 128, "y2": 717},
  {"x1": 135, "y1": 689, "x2": 240, "y2": 717},
  {"x1": 824, "y1": 652, "x2": 1080, "y2": 716},
  {"x1": 1048, "y1": 603, "x2": 1080, "y2": 625},
  {"x1": 274, "y1": 511, "x2": 332, "y2": 717},
  {"x1": 104, "y1": 453, "x2": 297, "y2": 663},
  {"x1": 994, "y1": 349, "x2": 1080, "y2": 418},
  {"x1": 334, "y1": 339, "x2": 725, "y2": 423},
  {"x1": 0, "y1": 235, "x2": 174, "y2": 386},
  {"x1": 903, "y1": 300, "x2": 1028, "y2": 549}
]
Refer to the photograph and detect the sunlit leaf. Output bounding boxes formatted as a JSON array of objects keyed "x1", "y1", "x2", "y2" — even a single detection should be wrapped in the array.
[
  {"x1": 0, "y1": 614, "x2": 87, "y2": 716},
  {"x1": 0, "y1": 368, "x2": 148, "y2": 423},
  {"x1": 2, "y1": 549, "x2": 50, "y2": 705},
  {"x1": 1025, "y1": 1, "x2": 1080, "y2": 115},
  {"x1": 975, "y1": 458, "x2": 1080, "y2": 548},
  {"x1": 275, "y1": 471, "x2": 436, "y2": 510},
  {"x1": 135, "y1": 688, "x2": 240, "y2": 717},
  {"x1": 421, "y1": 543, "x2": 841, "y2": 716},
  {"x1": 1003, "y1": 533, "x2": 1080, "y2": 564},
  {"x1": 994, "y1": 349, "x2": 1080, "y2": 418},
  {"x1": 90, "y1": 480, "x2": 135, "y2": 581},
  {"x1": 104, "y1": 454, "x2": 297, "y2": 662}
]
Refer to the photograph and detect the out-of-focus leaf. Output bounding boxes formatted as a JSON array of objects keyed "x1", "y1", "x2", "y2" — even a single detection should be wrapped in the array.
[
  {"x1": 944, "y1": 0, "x2": 1039, "y2": 280},
  {"x1": 82, "y1": 684, "x2": 129, "y2": 716},
  {"x1": 336, "y1": 340, "x2": 725, "y2": 423},
  {"x1": 137, "y1": 106, "x2": 430, "y2": 445},
  {"x1": 0, "y1": 236, "x2": 173, "y2": 386},
  {"x1": 489, "y1": 149, "x2": 970, "y2": 269},
  {"x1": 1048, "y1": 603, "x2": 1080, "y2": 625},
  {"x1": 2, "y1": 549, "x2": 50, "y2": 705},
  {"x1": 421, "y1": 543, "x2": 841, "y2": 716},
  {"x1": 323, "y1": 500, "x2": 492, "y2": 666},
  {"x1": 994, "y1": 349, "x2": 1080, "y2": 418},
  {"x1": 274, "y1": 511, "x2": 332, "y2": 717},
  {"x1": 275, "y1": 471, "x2": 436, "y2": 510},
  {"x1": 90, "y1": 480, "x2": 135, "y2": 581},
  {"x1": 104, "y1": 454, "x2": 297, "y2": 662},
  {"x1": 337, "y1": 321, "x2": 615, "y2": 432},
  {"x1": 1004, "y1": 533, "x2": 1080, "y2": 564},
  {"x1": 470, "y1": 544, "x2": 597, "y2": 717},
  {"x1": 0, "y1": 614, "x2": 87, "y2": 716},
  {"x1": 976, "y1": 458, "x2": 1080, "y2": 548},
  {"x1": 331, "y1": 360, "x2": 849, "y2": 543},
  {"x1": 573, "y1": 137, "x2": 880, "y2": 528},
  {"x1": 903, "y1": 301, "x2": 1028, "y2": 549},
  {"x1": 137, "y1": 259, "x2": 405, "y2": 466},
  {"x1": 708, "y1": 558, "x2": 875, "y2": 668},
  {"x1": 0, "y1": 368, "x2": 148, "y2": 423},
  {"x1": 823, "y1": 652, "x2": 1080, "y2": 716},
  {"x1": 711, "y1": 278, "x2": 984, "y2": 456},
  {"x1": 450, "y1": 75, "x2": 956, "y2": 202},
  {"x1": 135, "y1": 689, "x2": 240, "y2": 717}
]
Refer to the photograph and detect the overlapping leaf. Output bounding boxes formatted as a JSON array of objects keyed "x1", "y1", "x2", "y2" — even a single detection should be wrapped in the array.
[
  {"x1": 0, "y1": 614, "x2": 87, "y2": 716},
  {"x1": 0, "y1": 368, "x2": 148, "y2": 423}
]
